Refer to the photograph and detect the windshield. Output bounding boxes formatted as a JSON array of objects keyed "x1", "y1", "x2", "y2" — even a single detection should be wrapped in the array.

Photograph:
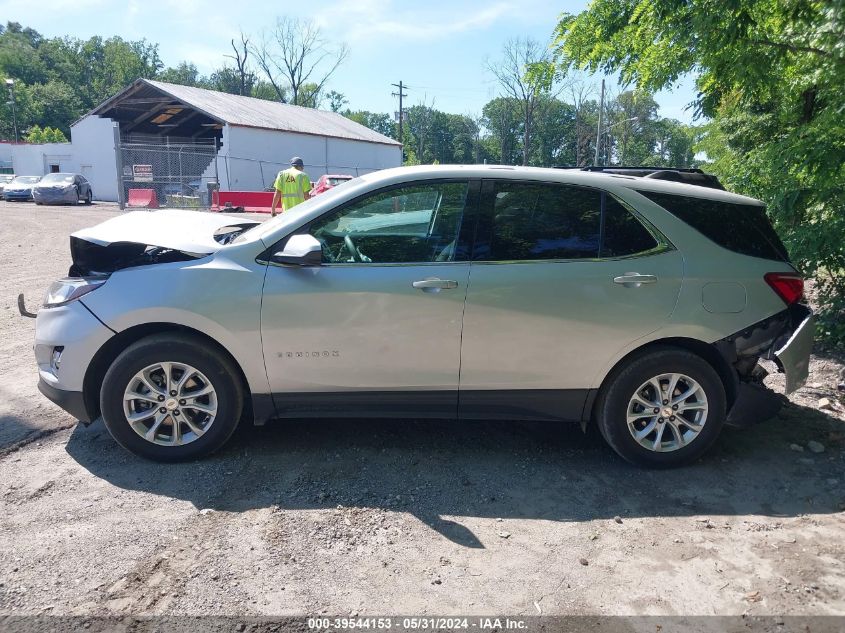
[
  {"x1": 41, "y1": 173, "x2": 74, "y2": 184},
  {"x1": 0, "y1": 175, "x2": 14, "y2": 184},
  {"x1": 233, "y1": 176, "x2": 364, "y2": 244},
  {"x1": 13, "y1": 176, "x2": 41, "y2": 184}
]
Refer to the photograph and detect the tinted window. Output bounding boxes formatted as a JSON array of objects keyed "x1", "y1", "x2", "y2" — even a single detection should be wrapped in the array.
[
  {"x1": 310, "y1": 181, "x2": 468, "y2": 264},
  {"x1": 484, "y1": 182, "x2": 601, "y2": 260},
  {"x1": 601, "y1": 195, "x2": 659, "y2": 257},
  {"x1": 638, "y1": 191, "x2": 789, "y2": 262}
]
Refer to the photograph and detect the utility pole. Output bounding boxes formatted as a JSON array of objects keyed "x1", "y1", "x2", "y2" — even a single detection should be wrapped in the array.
[
  {"x1": 391, "y1": 81, "x2": 408, "y2": 149},
  {"x1": 5, "y1": 78, "x2": 18, "y2": 143},
  {"x1": 594, "y1": 78, "x2": 605, "y2": 167}
]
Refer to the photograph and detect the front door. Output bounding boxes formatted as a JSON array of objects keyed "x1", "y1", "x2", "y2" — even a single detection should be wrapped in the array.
[
  {"x1": 459, "y1": 179, "x2": 684, "y2": 420},
  {"x1": 261, "y1": 179, "x2": 477, "y2": 418}
]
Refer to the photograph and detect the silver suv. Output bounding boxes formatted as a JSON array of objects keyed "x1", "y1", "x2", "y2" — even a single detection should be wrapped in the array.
[{"x1": 31, "y1": 165, "x2": 814, "y2": 467}]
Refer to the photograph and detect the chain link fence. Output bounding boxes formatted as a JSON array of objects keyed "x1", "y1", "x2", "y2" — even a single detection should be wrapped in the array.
[
  {"x1": 116, "y1": 135, "x2": 388, "y2": 209},
  {"x1": 117, "y1": 136, "x2": 219, "y2": 208},
  {"x1": 219, "y1": 155, "x2": 372, "y2": 193}
]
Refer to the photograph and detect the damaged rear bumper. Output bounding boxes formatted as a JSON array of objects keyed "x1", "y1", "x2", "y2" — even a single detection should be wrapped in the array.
[
  {"x1": 774, "y1": 310, "x2": 815, "y2": 395},
  {"x1": 725, "y1": 381, "x2": 787, "y2": 428},
  {"x1": 721, "y1": 304, "x2": 814, "y2": 428}
]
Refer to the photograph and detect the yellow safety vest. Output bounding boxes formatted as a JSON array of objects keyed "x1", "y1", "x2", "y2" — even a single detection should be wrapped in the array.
[{"x1": 273, "y1": 167, "x2": 311, "y2": 210}]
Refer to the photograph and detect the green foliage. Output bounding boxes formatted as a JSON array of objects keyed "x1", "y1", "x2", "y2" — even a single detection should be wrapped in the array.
[
  {"x1": 555, "y1": 0, "x2": 845, "y2": 346},
  {"x1": 24, "y1": 124, "x2": 68, "y2": 143},
  {"x1": 327, "y1": 90, "x2": 348, "y2": 113},
  {"x1": 158, "y1": 62, "x2": 206, "y2": 87},
  {"x1": 250, "y1": 81, "x2": 282, "y2": 101},
  {"x1": 344, "y1": 110, "x2": 395, "y2": 138}
]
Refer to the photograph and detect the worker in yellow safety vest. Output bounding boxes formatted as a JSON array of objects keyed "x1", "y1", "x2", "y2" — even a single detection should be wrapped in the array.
[{"x1": 271, "y1": 156, "x2": 312, "y2": 217}]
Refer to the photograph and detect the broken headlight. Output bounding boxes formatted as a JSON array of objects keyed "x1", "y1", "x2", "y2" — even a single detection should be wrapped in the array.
[{"x1": 42, "y1": 277, "x2": 107, "y2": 308}]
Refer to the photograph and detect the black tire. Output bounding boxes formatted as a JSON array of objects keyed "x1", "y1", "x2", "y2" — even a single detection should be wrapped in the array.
[
  {"x1": 85, "y1": 190, "x2": 93, "y2": 205},
  {"x1": 100, "y1": 333, "x2": 244, "y2": 462},
  {"x1": 596, "y1": 347, "x2": 726, "y2": 468}
]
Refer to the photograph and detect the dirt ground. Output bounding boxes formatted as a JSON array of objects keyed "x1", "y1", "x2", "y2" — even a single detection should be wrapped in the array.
[{"x1": 1, "y1": 200, "x2": 844, "y2": 620}]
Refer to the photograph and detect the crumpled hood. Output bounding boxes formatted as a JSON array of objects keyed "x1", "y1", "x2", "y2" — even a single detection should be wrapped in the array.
[{"x1": 71, "y1": 209, "x2": 260, "y2": 254}]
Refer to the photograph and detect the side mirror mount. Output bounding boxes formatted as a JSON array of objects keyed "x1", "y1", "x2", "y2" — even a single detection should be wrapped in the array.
[{"x1": 271, "y1": 234, "x2": 323, "y2": 266}]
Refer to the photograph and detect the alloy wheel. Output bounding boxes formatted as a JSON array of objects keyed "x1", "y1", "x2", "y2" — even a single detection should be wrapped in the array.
[
  {"x1": 626, "y1": 372, "x2": 708, "y2": 452},
  {"x1": 122, "y1": 361, "x2": 218, "y2": 446}
]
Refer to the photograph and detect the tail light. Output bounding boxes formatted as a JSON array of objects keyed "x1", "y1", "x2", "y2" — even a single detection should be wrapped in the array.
[{"x1": 764, "y1": 272, "x2": 804, "y2": 305}]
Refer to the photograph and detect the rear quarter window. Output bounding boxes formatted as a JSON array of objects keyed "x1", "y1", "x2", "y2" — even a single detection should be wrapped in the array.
[
  {"x1": 637, "y1": 190, "x2": 789, "y2": 262},
  {"x1": 601, "y1": 195, "x2": 659, "y2": 257}
]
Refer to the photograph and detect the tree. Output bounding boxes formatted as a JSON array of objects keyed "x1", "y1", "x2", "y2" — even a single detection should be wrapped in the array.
[
  {"x1": 481, "y1": 97, "x2": 522, "y2": 164},
  {"x1": 343, "y1": 111, "x2": 394, "y2": 137},
  {"x1": 486, "y1": 38, "x2": 556, "y2": 165},
  {"x1": 553, "y1": 0, "x2": 845, "y2": 344},
  {"x1": 564, "y1": 75, "x2": 598, "y2": 166},
  {"x1": 251, "y1": 17, "x2": 348, "y2": 105},
  {"x1": 224, "y1": 32, "x2": 254, "y2": 96},
  {"x1": 605, "y1": 90, "x2": 659, "y2": 165},
  {"x1": 26, "y1": 80, "x2": 81, "y2": 135},
  {"x1": 157, "y1": 61, "x2": 206, "y2": 87},
  {"x1": 327, "y1": 90, "x2": 348, "y2": 112},
  {"x1": 530, "y1": 97, "x2": 577, "y2": 166},
  {"x1": 24, "y1": 124, "x2": 68, "y2": 143}
]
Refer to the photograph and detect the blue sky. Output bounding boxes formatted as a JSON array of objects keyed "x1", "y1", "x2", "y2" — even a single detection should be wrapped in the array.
[{"x1": 1, "y1": 0, "x2": 699, "y2": 122}]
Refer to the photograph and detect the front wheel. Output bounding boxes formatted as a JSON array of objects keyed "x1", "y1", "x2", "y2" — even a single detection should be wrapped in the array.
[
  {"x1": 84, "y1": 190, "x2": 92, "y2": 205},
  {"x1": 100, "y1": 334, "x2": 244, "y2": 461},
  {"x1": 596, "y1": 348, "x2": 726, "y2": 468}
]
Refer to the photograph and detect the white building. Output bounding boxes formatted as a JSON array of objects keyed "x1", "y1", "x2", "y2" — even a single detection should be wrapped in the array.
[
  {"x1": 1, "y1": 79, "x2": 402, "y2": 204},
  {"x1": 0, "y1": 114, "x2": 118, "y2": 200}
]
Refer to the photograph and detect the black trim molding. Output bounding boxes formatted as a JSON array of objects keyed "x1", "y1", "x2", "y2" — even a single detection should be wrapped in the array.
[
  {"x1": 38, "y1": 379, "x2": 91, "y2": 423},
  {"x1": 267, "y1": 389, "x2": 589, "y2": 423}
]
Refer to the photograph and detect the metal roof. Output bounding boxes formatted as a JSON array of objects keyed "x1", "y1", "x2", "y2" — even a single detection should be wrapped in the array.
[{"x1": 87, "y1": 79, "x2": 401, "y2": 146}]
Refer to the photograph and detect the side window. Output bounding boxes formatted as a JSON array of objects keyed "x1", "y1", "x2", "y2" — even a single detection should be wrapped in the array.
[
  {"x1": 309, "y1": 181, "x2": 469, "y2": 264},
  {"x1": 484, "y1": 182, "x2": 601, "y2": 261},
  {"x1": 637, "y1": 190, "x2": 789, "y2": 261},
  {"x1": 601, "y1": 195, "x2": 659, "y2": 257}
]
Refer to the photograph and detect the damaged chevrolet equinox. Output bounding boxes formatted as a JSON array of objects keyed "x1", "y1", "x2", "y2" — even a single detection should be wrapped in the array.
[{"x1": 30, "y1": 165, "x2": 814, "y2": 467}]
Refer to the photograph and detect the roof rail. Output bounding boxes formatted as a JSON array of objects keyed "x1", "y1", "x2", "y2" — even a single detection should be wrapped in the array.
[{"x1": 576, "y1": 166, "x2": 725, "y2": 191}]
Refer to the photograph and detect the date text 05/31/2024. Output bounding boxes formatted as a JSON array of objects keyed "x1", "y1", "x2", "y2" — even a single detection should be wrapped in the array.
[{"x1": 307, "y1": 617, "x2": 528, "y2": 630}]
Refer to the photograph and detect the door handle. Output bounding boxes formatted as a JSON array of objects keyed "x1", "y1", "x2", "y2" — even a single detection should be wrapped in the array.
[
  {"x1": 613, "y1": 273, "x2": 658, "y2": 288},
  {"x1": 412, "y1": 278, "x2": 459, "y2": 292}
]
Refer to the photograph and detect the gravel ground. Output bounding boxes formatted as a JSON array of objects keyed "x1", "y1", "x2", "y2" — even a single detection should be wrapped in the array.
[{"x1": 1, "y1": 200, "x2": 844, "y2": 619}]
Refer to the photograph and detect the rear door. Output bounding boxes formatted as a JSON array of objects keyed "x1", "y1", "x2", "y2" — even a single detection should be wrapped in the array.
[{"x1": 458, "y1": 179, "x2": 684, "y2": 420}]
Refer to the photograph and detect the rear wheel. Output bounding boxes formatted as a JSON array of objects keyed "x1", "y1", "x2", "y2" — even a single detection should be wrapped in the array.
[
  {"x1": 84, "y1": 190, "x2": 93, "y2": 205},
  {"x1": 596, "y1": 348, "x2": 726, "y2": 468},
  {"x1": 100, "y1": 334, "x2": 243, "y2": 461}
]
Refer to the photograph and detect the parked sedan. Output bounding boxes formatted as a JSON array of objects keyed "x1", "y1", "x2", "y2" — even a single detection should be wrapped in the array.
[
  {"x1": 33, "y1": 173, "x2": 93, "y2": 205},
  {"x1": 311, "y1": 174, "x2": 353, "y2": 196},
  {"x1": 3, "y1": 175, "x2": 41, "y2": 201},
  {"x1": 0, "y1": 174, "x2": 15, "y2": 199}
]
